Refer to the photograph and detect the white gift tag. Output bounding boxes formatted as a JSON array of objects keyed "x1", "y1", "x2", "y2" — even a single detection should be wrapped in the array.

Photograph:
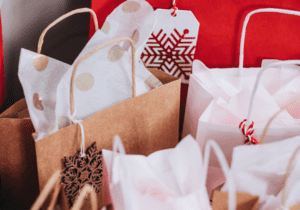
[{"x1": 141, "y1": 8, "x2": 199, "y2": 84}]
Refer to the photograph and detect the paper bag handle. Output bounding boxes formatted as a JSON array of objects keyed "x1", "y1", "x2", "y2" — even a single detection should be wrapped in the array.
[
  {"x1": 37, "y1": 8, "x2": 99, "y2": 54},
  {"x1": 30, "y1": 171, "x2": 61, "y2": 210},
  {"x1": 201, "y1": 140, "x2": 236, "y2": 210},
  {"x1": 110, "y1": 135, "x2": 126, "y2": 184},
  {"x1": 239, "y1": 8, "x2": 300, "y2": 76},
  {"x1": 260, "y1": 96, "x2": 300, "y2": 144},
  {"x1": 278, "y1": 146, "x2": 300, "y2": 209},
  {"x1": 71, "y1": 185, "x2": 98, "y2": 210},
  {"x1": 245, "y1": 60, "x2": 300, "y2": 130},
  {"x1": 70, "y1": 37, "x2": 136, "y2": 115}
]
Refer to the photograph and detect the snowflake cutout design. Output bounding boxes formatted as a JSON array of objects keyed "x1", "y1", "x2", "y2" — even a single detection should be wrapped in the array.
[
  {"x1": 141, "y1": 28, "x2": 196, "y2": 83},
  {"x1": 61, "y1": 142, "x2": 103, "y2": 207}
]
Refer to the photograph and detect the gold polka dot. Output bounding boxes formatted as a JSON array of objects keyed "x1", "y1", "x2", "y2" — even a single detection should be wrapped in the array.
[
  {"x1": 33, "y1": 93, "x2": 44, "y2": 110},
  {"x1": 121, "y1": 1, "x2": 141, "y2": 13},
  {"x1": 101, "y1": 21, "x2": 110, "y2": 34},
  {"x1": 144, "y1": 75, "x2": 162, "y2": 90},
  {"x1": 108, "y1": 45, "x2": 125, "y2": 62},
  {"x1": 33, "y1": 54, "x2": 49, "y2": 71},
  {"x1": 58, "y1": 116, "x2": 70, "y2": 129},
  {"x1": 46, "y1": 121, "x2": 56, "y2": 133},
  {"x1": 132, "y1": 29, "x2": 140, "y2": 44},
  {"x1": 32, "y1": 132, "x2": 39, "y2": 140},
  {"x1": 75, "y1": 73, "x2": 94, "y2": 91}
]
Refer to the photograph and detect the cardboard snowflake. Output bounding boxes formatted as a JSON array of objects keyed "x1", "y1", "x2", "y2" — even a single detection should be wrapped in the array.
[
  {"x1": 141, "y1": 9, "x2": 199, "y2": 84},
  {"x1": 61, "y1": 142, "x2": 103, "y2": 207}
]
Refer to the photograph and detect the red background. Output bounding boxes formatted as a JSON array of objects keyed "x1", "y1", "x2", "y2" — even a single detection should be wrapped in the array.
[{"x1": 90, "y1": 0, "x2": 300, "y2": 134}]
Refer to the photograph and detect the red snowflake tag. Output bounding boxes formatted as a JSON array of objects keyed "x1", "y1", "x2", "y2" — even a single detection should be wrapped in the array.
[{"x1": 141, "y1": 9, "x2": 199, "y2": 84}]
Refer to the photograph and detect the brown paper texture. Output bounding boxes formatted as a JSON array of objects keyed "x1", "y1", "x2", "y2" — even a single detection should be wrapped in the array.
[
  {"x1": 35, "y1": 68, "x2": 180, "y2": 209},
  {"x1": 0, "y1": 99, "x2": 39, "y2": 210},
  {"x1": 211, "y1": 189, "x2": 259, "y2": 210}
]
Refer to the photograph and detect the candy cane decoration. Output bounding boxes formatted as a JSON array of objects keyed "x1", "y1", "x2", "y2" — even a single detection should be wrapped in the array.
[
  {"x1": 239, "y1": 119, "x2": 258, "y2": 145},
  {"x1": 171, "y1": 0, "x2": 178, "y2": 16}
]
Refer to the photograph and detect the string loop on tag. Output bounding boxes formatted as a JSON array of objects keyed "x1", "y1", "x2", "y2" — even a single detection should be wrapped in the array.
[
  {"x1": 171, "y1": 0, "x2": 178, "y2": 17},
  {"x1": 239, "y1": 119, "x2": 258, "y2": 145},
  {"x1": 68, "y1": 109, "x2": 86, "y2": 157}
]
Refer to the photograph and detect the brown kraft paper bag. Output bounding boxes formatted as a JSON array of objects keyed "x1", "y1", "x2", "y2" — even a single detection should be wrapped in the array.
[
  {"x1": 0, "y1": 99, "x2": 39, "y2": 210},
  {"x1": 211, "y1": 189, "x2": 259, "y2": 210},
  {"x1": 35, "y1": 37, "x2": 181, "y2": 209}
]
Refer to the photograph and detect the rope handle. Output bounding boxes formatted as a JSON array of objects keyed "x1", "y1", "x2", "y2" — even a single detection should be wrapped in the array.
[
  {"x1": 71, "y1": 185, "x2": 98, "y2": 210},
  {"x1": 70, "y1": 37, "x2": 136, "y2": 115},
  {"x1": 37, "y1": 8, "x2": 99, "y2": 54},
  {"x1": 201, "y1": 140, "x2": 236, "y2": 210},
  {"x1": 30, "y1": 171, "x2": 61, "y2": 210},
  {"x1": 279, "y1": 146, "x2": 300, "y2": 209},
  {"x1": 260, "y1": 96, "x2": 300, "y2": 144},
  {"x1": 171, "y1": 0, "x2": 178, "y2": 16},
  {"x1": 238, "y1": 8, "x2": 300, "y2": 76}
]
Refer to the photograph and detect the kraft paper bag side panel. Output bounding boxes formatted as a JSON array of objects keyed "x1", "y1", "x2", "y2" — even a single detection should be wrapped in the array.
[
  {"x1": 211, "y1": 189, "x2": 259, "y2": 210},
  {"x1": 0, "y1": 99, "x2": 39, "y2": 210},
  {"x1": 35, "y1": 68, "x2": 180, "y2": 209},
  {"x1": 0, "y1": 98, "x2": 28, "y2": 118}
]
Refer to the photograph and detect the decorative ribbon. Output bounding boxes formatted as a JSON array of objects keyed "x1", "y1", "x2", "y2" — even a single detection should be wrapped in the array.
[
  {"x1": 68, "y1": 109, "x2": 86, "y2": 157},
  {"x1": 171, "y1": 0, "x2": 178, "y2": 17},
  {"x1": 239, "y1": 119, "x2": 258, "y2": 145}
]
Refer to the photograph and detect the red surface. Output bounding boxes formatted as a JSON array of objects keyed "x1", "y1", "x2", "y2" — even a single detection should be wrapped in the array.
[
  {"x1": 90, "y1": 1, "x2": 300, "y2": 133},
  {"x1": 0, "y1": 12, "x2": 4, "y2": 108}
]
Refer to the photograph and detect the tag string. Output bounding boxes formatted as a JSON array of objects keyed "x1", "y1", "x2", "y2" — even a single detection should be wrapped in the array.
[
  {"x1": 171, "y1": 0, "x2": 178, "y2": 16},
  {"x1": 68, "y1": 109, "x2": 86, "y2": 157},
  {"x1": 239, "y1": 119, "x2": 258, "y2": 145}
]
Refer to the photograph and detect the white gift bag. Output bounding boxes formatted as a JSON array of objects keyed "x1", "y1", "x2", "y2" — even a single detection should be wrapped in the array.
[
  {"x1": 102, "y1": 135, "x2": 236, "y2": 210},
  {"x1": 182, "y1": 8, "x2": 300, "y2": 141},
  {"x1": 221, "y1": 96, "x2": 300, "y2": 209},
  {"x1": 260, "y1": 146, "x2": 300, "y2": 210},
  {"x1": 182, "y1": 8, "x2": 300, "y2": 169}
]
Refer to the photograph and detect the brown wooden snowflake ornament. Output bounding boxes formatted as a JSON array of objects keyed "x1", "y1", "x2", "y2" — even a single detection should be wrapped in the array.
[{"x1": 61, "y1": 142, "x2": 103, "y2": 207}]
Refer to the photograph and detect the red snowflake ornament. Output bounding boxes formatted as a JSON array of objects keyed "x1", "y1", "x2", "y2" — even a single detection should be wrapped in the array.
[{"x1": 141, "y1": 9, "x2": 199, "y2": 84}]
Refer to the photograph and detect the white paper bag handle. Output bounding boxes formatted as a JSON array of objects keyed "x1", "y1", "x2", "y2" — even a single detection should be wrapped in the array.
[
  {"x1": 110, "y1": 135, "x2": 137, "y2": 210},
  {"x1": 246, "y1": 60, "x2": 300, "y2": 129},
  {"x1": 37, "y1": 8, "x2": 99, "y2": 54},
  {"x1": 110, "y1": 135, "x2": 126, "y2": 184},
  {"x1": 201, "y1": 140, "x2": 236, "y2": 210},
  {"x1": 238, "y1": 8, "x2": 300, "y2": 76}
]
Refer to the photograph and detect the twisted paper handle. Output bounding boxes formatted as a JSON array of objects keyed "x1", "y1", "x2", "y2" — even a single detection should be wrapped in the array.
[{"x1": 171, "y1": 0, "x2": 178, "y2": 16}]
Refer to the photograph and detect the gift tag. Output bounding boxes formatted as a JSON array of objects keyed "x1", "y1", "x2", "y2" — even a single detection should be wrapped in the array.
[
  {"x1": 61, "y1": 142, "x2": 103, "y2": 207},
  {"x1": 141, "y1": 2, "x2": 199, "y2": 84}
]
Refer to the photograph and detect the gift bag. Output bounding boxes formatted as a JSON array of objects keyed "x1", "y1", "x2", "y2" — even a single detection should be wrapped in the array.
[
  {"x1": 259, "y1": 146, "x2": 300, "y2": 210},
  {"x1": 221, "y1": 96, "x2": 300, "y2": 209},
  {"x1": 182, "y1": 8, "x2": 300, "y2": 168},
  {"x1": 30, "y1": 171, "x2": 99, "y2": 210},
  {"x1": 103, "y1": 134, "x2": 259, "y2": 210},
  {"x1": 18, "y1": 8, "x2": 99, "y2": 141},
  {"x1": 34, "y1": 37, "x2": 180, "y2": 209},
  {"x1": 222, "y1": 136, "x2": 300, "y2": 209},
  {"x1": 0, "y1": 99, "x2": 39, "y2": 210},
  {"x1": 20, "y1": 1, "x2": 159, "y2": 142}
]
